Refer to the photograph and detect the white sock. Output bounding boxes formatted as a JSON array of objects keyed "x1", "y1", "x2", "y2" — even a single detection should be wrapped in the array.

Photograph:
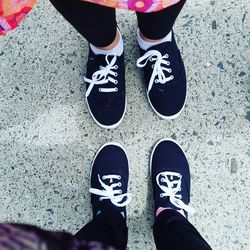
[
  {"x1": 90, "y1": 29, "x2": 123, "y2": 56},
  {"x1": 137, "y1": 29, "x2": 172, "y2": 51}
]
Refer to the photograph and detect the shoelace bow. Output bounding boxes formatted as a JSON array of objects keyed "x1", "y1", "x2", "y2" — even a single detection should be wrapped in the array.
[
  {"x1": 156, "y1": 171, "x2": 195, "y2": 214},
  {"x1": 137, "y1": 50, "x2": 174, "y2": 93},
  {"x1": 90, "y1": 174, "x2": 131, "y2": 207},
  {"x1": 84, "y1": 54, "x2": 119, "y2": 97}
]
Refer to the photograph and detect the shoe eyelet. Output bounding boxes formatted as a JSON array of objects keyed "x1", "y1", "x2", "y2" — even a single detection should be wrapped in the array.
[
  {"x1": 155, "y1": 80, "x2": 159, "y2": 83},
  {"x1": 169, "y1": 69, "x2": 172, "y2": 73},
  {"x1": 151, "y1": 65, "x2": 154, "y2": 68},
  {"x1": 114, "y1": 80, "x2": 118, "y2": 84},
  {"x1": 166, "y1": 62, "x2": 170, "y2": 66},
  {"x1": 118, "y1": 182, "x2": 122, "y2": 187},
  {"x1": 99, "y1": 66, "x2": 103, "y2": 70},
  {"x1": 171, "y1": 76, "x2": 174, "y2": 80},
  {"x1": 114, "y1": 73, "x2": 118, "y2": 77},
  {"x1": 161, "y1": 178, "x2": 164, "y2": 182},
  {"x1": 98, "y1": 88, "x2": 102, "y2": 92},
  {"x1": 165, "y1": 54, "x2": 169, "y2": 58},
  {"x1": 99, "y1": 197, "x2": 103, "y2": 201},
  {"x1": 160, "y1": 194, "x2": 163, "y2": 198},
  {"x1": 149, "y1": 58, "x2": 153, "y2": 62},
  {"x1": 118, "y1": 176, "x2": 121, "y2": 180},
  {"x1": 119, "y1": 190, "x2": 122, "y2": 194},
  {"x1": 114, "y1": 65, "x2": 118, "y2": 69},
  {"x1": 114, "y1": 87, "x2": 118, "y2": 92}
]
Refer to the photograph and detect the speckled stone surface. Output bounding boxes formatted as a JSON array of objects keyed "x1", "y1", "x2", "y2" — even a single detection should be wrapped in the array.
[{"x1": 0, "y1": 0, "x2": 249, "y2": 249}]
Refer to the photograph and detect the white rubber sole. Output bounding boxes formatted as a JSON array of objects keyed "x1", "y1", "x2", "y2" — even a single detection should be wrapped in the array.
[{"x1": 86, "y1": 97, "x2": 127, "y2": 129}]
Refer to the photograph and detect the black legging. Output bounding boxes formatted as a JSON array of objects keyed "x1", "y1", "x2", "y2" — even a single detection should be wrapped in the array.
[
  {"x1": 0, "y1": 209, "x2": 212, "y2": 250},
  {"x1": 49, "y1": 0, "x2": 186, "y2": 47},
  {"x1": 74, "y1": 209, "x2": 212, "y2": 250}
]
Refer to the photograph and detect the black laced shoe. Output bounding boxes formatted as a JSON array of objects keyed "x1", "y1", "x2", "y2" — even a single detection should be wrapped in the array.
[
  {"x1": 151, "y1": 139, "x2": 195, "y2": 217},
  {"x1": 137, "y1": 32, "x2": 187, "y2": 119},
  {"x1": 90, "y1": 143, "x2": 131, "y2": 219},
  {"x1": 84, "y1": 49, "x2": 126, "y2": 128}
]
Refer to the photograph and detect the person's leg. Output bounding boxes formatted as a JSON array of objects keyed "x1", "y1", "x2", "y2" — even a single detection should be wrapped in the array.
[
  {"x1": 49, "y1": 0, "x2": 126, "y2": 128},
  {"x1": 136, "y1": 0, "x2": 186, "y2": 40},
  {"x1": 153, "y1": 210, "x2": 212, "y2": 250},
  {"x1": 151, "y1": 139, "x2": 212, "y2": 250},
  {"x1": 49, "y1": 0, "x2": 117, "y2": 47},
  {"x1": 75, "y1": 142, "x2": 131, "y2": 250},
  {"x1": 75, "y1": 210, "x2": 128, "y2": 249},
  {"x1": 136, "y1": 1, "x2": 187, "y2": 120}
]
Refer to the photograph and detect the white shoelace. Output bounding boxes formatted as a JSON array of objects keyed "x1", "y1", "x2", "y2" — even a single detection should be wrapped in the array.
[
  {"x1": 90, "y1": 174, "x2": 131, "y2": 207},
  {"x1": 137, "y1": 50, "x2": 174, "y2": 93},
  {"x1": 84, "y1": 55, "x2": 119, "y2": 97},
  {"x1": 156, "y1": 171, "x2": 195, "y2": 214}
]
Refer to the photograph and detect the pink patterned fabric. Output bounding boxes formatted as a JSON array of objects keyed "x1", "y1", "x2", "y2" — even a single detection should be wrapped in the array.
[
  {"x1": 0, "y1": 0, "x2": 180, "y2": 35},
  {"x1": 81, "y1": 0, "x2": 180, "y2": 12},
  {"x1": 0, "y1": 0, "x2": 36, "y2": 35}
]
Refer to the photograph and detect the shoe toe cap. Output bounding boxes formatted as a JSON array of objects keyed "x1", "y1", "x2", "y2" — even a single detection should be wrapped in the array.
[
  {"x1": 87, "y1": 94, "x2": 126, "y2": 128},
  {"x1": 148, "y1": 80, "x2": 186, "y2": 119}
]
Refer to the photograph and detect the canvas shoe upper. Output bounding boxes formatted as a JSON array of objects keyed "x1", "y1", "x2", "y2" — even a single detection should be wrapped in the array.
[
  {"x1": 84, "y1": 49, "x2": 126, "y2": 129},
  {"x1": 90, "y1": 143, "x2": 131, "y2": 218},
  {"x1": 137, "y1": 33, "x2": 187, "y2": 119},
  {"x1": 151, "y1": 139, "x2": 195, "y2": 216}
]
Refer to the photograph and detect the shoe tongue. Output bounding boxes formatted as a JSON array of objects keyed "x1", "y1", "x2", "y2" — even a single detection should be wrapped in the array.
[
  {"x1": 89, "y1": 48, "x2": 109, "y2": 63},
  {"x1": 94, "y1": 54, "x2": 107, "y2": 64},
  {"x1": 88, "y1": 55, "x2": 111, "y2": 77}
]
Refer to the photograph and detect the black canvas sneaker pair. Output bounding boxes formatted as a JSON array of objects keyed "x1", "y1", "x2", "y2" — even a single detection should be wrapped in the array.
[
  {"x1": 90, "y1": 139, "x2": 194, "y2": 220},
  {"x1": 84, "y1": 31, "x2": 187, "y2": 128}
]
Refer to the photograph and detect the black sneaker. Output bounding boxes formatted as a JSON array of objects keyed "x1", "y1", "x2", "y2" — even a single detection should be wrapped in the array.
[
  {"x1": 151, "y1": 139, "x2": 195, "y2": 216},
  {"x1": 137, "y1": 32, "x2": 186, "y2": 119},
  {"x1": 90, "y1": 142, "x2": 131, "y2": 218},
  {"x1": 84, "y1": 49, "x2": 126, "y2": 129}
]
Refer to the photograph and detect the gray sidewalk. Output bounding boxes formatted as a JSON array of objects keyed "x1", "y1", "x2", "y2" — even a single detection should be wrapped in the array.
[{"x1": 0, "y1": 0, "x2": 249, "y2": 249}]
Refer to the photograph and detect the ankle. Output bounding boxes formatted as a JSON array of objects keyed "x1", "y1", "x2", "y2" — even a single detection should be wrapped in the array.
[
  {"x1": 96, "y1": 29, "x2": 121, "y2": 51},
  {"x1": 95, "y1": 210, "x2": 126, "y2": 219},
  {"x1": 156, "y1": 207, "x2": 187, "y2": 218},
  {"x1": 90, "y1": 29, "x2": 123, "y2": 56},
  {"x1": 139, "y1": 30, "x2": 162, "y2": 43},
  {"x1": 137, "y1": 29, "x2": 172, "y2": 51}
]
